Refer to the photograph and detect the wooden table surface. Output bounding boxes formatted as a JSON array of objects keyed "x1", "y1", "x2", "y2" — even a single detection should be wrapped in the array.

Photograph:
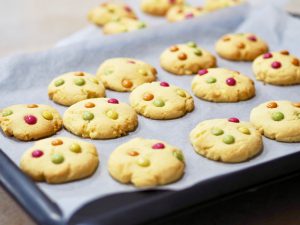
[{"x1": 1, "y1": 1, "x2": 300, "y2": 225}]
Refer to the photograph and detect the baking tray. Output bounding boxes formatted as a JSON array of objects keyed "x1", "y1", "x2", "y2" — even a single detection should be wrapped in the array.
[{"x1": 1, "y1": 4, "x2": 300, "y2": 225}]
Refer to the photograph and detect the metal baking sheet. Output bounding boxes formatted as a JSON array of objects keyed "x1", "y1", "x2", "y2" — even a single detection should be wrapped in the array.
[{"x1": 0, "y1": 3, "x2": 300, "y2": 222}]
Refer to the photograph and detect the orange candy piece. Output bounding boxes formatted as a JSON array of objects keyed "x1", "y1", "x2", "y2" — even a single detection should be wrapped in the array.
[
  {"x1": 85, "y1": 102, "x2": 95, "y2": 108},
  {"x1": 178, "y1": 53, "x2": 187, "y2": 60},
  {"x1": 52, "y1": 139, "x2": 63, "y2": 146},
  {"x1": 267, "y1": 102, "x2": 278, "y2": 108},
  {"x1": 27, "y1": 104, "x2": 38, "y2": 108},
  {"x1": 143, "y1": 93, "x2": 154, "y2": 101},
  {"x1": 128, "y1": 151, "x2": 139, "y2": 156},
  {"x1": 122, "y1": 79, "x2": 133, "y2": 88},
  {"x1": 170, "y1": 46, "x2": 179, "y2": 52},
  {"x1": 293, "y1": 102, "x2": 300, "y2": 108}
]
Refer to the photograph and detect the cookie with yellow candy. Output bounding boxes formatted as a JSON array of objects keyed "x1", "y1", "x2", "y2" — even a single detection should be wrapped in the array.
[
  {"x1": 166, "y1": 5, "x2": 206, "y2": 22},
  {"x1": 63, "y1": 98, "x2": 138, "y2": 139},
  {"x1": 191, "y1": 68, "x2": 255, "y2": 102},
  {"x1": 108, "y1": 138, "x2": 185, "y2": 187},
  {"x1": 48, "y1": 71, "x2": 106, "y2": 106},
  {"x1": 96, "y1": 58, "x2": 157, "y2": 92},
  {"x1": 0, "y1": 104, "x2": 62, "y2": 141},
  {"x1": 190, "y1": 118, "x2": 263, "y2": 163},
  {"x1": 87, "y1": 2, "x2": 137, "y2": 26},
  {"x1": 204, "y1": 0, "x2": 244, "y2": 11},
  {"x1": 102, "y1": 18, "x2": 147, "y2": 35},
  {"x1": 129, "y1": 81, "x2": 194, "y2": 120},
  {"x1": 20, "y1": 137, "x2": 99, "y2": 184},
  {"x1": 141, "y1": 0, "x2": 185, "y2": 16},
  {"x1": 215, "y1": 33, "x2": 269, "y2": 61},
  {"x1": 250, "y1": 100, "x2": 300, "y2": 142},
  {"x1": 160, "y1": 42, "x2": 217, "y2": 75},
  {"x1": 252, "y1": 50, "x2": 300, "y2": 85}
]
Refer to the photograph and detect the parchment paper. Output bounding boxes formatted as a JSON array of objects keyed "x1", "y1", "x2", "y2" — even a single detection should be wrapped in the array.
[{"x1": 0, "y1": 2, "x2": 299, "y2": 221}]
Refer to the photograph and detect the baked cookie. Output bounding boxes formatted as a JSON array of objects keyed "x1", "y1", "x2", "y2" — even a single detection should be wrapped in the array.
[
  {"x1": 20, "y1": 137, "x2": 99, "y2": 183},
  {"x1": 63, "y1": 98, "x2": 138, "y2": 139},
  {"x1": 204, "y1": 0, "x2": 244, "y2": 11},
  {"x1": 215, "y1": 33, "x2": 269, "y2": 61},
  {"x1": 87, "y1": 3, "x2": 137, "y2": 26},
  {"x1": 250, "y1": 101, "x2": 300, "y2": 142},
  {"x1": 190, "y1": 118, "x2": 263, "y2": 163},
  {"x1": 166, "y1": 5, "x2": 206, "y2": 22},
  {"x1": 96, "y1": 58, "x2": 157, "y2": 92},
  {"x1": 252, "y1": 50, "x2": 300, "y2": 85},
  {"x1": 160, "y1": 42, "x2": 217, "y2": 75},
  {"x1": 48, "y1": 71, "x2": 106, "y2": 106},
  {"x1": 141, "y1": 0, "x2": 185, "y2": 16},
  {"x1": 191, "y1": 68, "x2": 255, "y2": 102},
  {"x1": 129, "y1": 81, "x2": 194, "y2": 120},
  {"x1": 108, "y1": 138, "x2": 185, "y2": 187},
  {"x1": 0, "y1": 104, "x2": 62, "y2": 141},
  {"x1": 103, "y1": 18, "x2": 147, "y2": 35}
]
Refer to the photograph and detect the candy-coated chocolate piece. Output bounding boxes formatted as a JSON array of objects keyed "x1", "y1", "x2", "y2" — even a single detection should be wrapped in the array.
[
  {"x1": 51, "y1": 154, "x2": 64, "y2": 164},
  {"x1": 187, "y1": 41, "x2": 197, "y2": 48},
  {"x1": 176, "y1": 89, "x2": 186, "y2": 97},
  {"x1": 170, "y1": 46, "x2": 179, "y2": 52},
  {"x1": 292, "y1": 58, "x2": 300, "y2": 66},
  {"x1": 153, "y1": 99, "x2": 165, "y2": 107},
  {"x1": 173, "y1": 151, "x2": 184, "y2": 161},
  {"x1": 223, "y1": 135, "x2": 235, "y2": 144},
  {"x1": 160, "y1": 81, "x2": 169, "y2": 87},
  {"x1": 42, "y1": 111, "x2": 53, "y2": 120},
  {"x1": 293, "y1": 102, "x2": 300, "y2": 108},
  {"x1": 280, "y1": 50, "x2": 289, "y2": 55},
  {"x1": 2, "y1": 109, "x2": 13, "y2": 117},
  {"x1": 267, "y1": 102, "x2": 278, "y2": 108},
  {"x1": 152, "y1": 143, "x2": 165, "y2": 149},
  {"x1": 198, "y1": 69, "x2": 208, "y2": 75},
  {"x1": 247, "y1": 35, "x2": 257, "y2": 41},
  {"x1": 90, "y1": 78, "x2": 99, "y2": 84},
  {"x1": 27, "y1": 104, "x2": 38, "y2": 108},
  {"x1": 32, "y1": 150, "x2": 44, "y2": 158},
  {"x1": 74, "y1": 72, "x2": 84, "y2": 76},
  {"x1": 85, "y1": 102, "x2": 95, "y2": 108},
  {"x1": 271, "y1": 61, "x2": 281, "y2": 69},
  {"x1": 128, "y1": 151, "x2": 139, "y2": 156},
  {"x1": 194, "y1": 48, "x2": 202, "y2": 56},
  {"x1": 24, "y1": 115, "x2": 37, "y2": 125},
  {"x1": 70, "y1": 143, "x2": 81, "y2": 153},
  {"x1": 138, "y1": 69, "x2": 147, "y2": 76},
  {"x1": 55, "y1": 79, "x2": 65, "y2": 87},
  {"x1": 52, "y1": 139, "x2": 63, "y2": 146},
  {"x1": 211, "y1": 128, "x2": 224, "y2": 136},
  {"x1": 272, "y1": 112, "x2": 284, "y2": 121},
  {"x1": 143, "y1": 93, "x2": 154, "y2": 101},
  {"x1": 223, "y1": 37, "x2": 231, "y2": 41},
  {"x1": 185, "y1": 13, "x2": 194, "y2": 19},
  {"x1": 138, "y1": 22, "x2": 146, "y2": 29},
  {"x1": 178, "y1": 53, "x2": 187, "y2": 60},
  {"x1": 127, "y1": 60, "x2": 136, "y2": 64},
  {"x1": 238, "y1": 127, "x2": 250, "y2": 135},
  {"x1": 237, "y1": 42, "x2": 245, "y2": 49},
  {"x1": 206, "y1": 77, "x2": 216, "y2": 83},
  {"x1": 228, "y1": 117, "x2": 240, "y2": 123},
  {"x1": 82, "y1": 111, "x2": 94, "y2": 121},
  {"x1": 74, "y1": 78, "x2": 86, "y2": 86},
  {"x1": 226, "y1": 77, "x2": 236, "y2": 86},
  {"x1": 108, "y1": 98, "x2": 119, "y2": 104},
  {"x1": 122, "y1": 79, "x2": 133, "y2": 88},
  {"x1": 106, "y1": 110, "x2": 118, "y2": 120},
  {"x1": 137, "y1": 157, "x2": 150, "y2": 167},
  {"x1": 263, "y1": 53, "x2": 273, "y2": 59}
]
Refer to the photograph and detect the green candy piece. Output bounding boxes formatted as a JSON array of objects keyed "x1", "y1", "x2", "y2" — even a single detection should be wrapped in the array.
[
  {"x1": 2, "y1": 109, "x2": 13, "y2": 117},
  {"x1": 173, "y1": 151, "x2": 184, "y2": 162},
  {"x1": 104, "y1": 69, "x2": 113, "y2": 75},
  {"x1": 187, "y1": 41, "x2": 197, "y2": 48},
  {"x1": 82, "y1": 111, "x2": 94, "y2": 121},
  {"x1": 211, "y1": 128, "x2": 224, "y2": 136},
  {"x1": 272, "y1": 112, "x2": 284, "y2": 121},
  {"x1": 206, "y1": 77, "x2": 217, "y2": 84},
  {"x1": 51, "y1": 154, "x2": 64, "y2": 164},
  {"x1": 70, "y1": 143, "x2": 81, "y2": 153},
  {"x1": 223, "y1": 135, "x2": 235, "y2": 144},
  {"x1": 54, "y1": 79, "x2": 64, "y2": 87},
  {"x1": 194, "y1": 49, "x2": 202, "y2": 56},
  {"x1": 153, "y1": 99, "x2": 165, "y2": 107},
  {"x1": 138, "y1": 22, "x2": 146, "y2": 29},
  {"x1": 74, "y1": 78, "x2": 85, "y2": 86}
]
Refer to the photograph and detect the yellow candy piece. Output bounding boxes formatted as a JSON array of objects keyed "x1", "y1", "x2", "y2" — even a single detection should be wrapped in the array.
[
  {"x1": 42, "y1": 111, "x2": 53, "y2": 120},
  {"x1": 238, "y1": 127, "x2": 250, "y2": 135},
  {"x1": 137, "y1": 157, "x2": 150, "y2": 167},
  {"x1": 106, "y1": 110, "x2": 118, "y2": 120}
]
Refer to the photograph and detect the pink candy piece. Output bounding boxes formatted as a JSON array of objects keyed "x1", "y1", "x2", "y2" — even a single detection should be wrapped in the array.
[
  {"x1": 160, "y1": 82, "x2": 170, "y2": 87},
  {"x1": 198, "y1": 69, "x2": 208, "y2": 75},
  {"x1": 185, "y1": 13, "x2": 194, "y2": 19},
  {"x1": 247, "y1": 35, "x2": 257, "y2": 41},
  {"x1": 263, "y1": 53, "x2": 273, "y2": 59},
  {"x1": 226, "y1": 77, "x2": 236, "y2": 86},
  {"x1": 152, "y1": 143, "x2": 165, "y2": 149},
  {"x1": 228, "y1": 117, "x2": 240, "y2": 123},
  {"x1": 169, "y1": 0, "x2": 176, "y2": 3},
  {"x1": 271, "y1": 61, "x2": 282, "y2": 69},
  {"x1": 127, "y1": 60, "x2": 136, "y2": 64},
  {"x1": 32, "y1": 150, "x2": 44, "y2": 158},
  {"x1": 107, "y1": 98, "x2": 119, "y2": 104},
  {"x1": 24, "y1": 115, "x2": 37, "y2": 125},
  {"x1": 124, "y1": 6, "x2": 132, "y2": 12}
]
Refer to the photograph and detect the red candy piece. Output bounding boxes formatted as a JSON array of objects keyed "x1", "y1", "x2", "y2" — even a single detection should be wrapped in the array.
[
  {"x1": 107, "y1": 98, "x2": 119, "y2": 104},
  {"x1": 24, "y1": 115, "x2": 37, "y2": 125},
  {"x1": 124, "y1": 6, "x2": 132, "y2": 12},
  {"x1": 160, "y1": 82, "x2": 170, "y2": 87},
  {"x1": 185, "y1": 13, "x2": 194, "y2": 19},
  {"x1": 226, "y1": 77, "x2": 236, "y2": 86},
  {"x1": 32, "y1": 150, "x2": 44, "y2": 158},
  {"x1": 152, "y1": 143, "x2": 165, "y2": 149},
  {"x1": 263, "y1": 53, "x2": 273, "y2": 59},
  {"x1": 127, "y1": 60, "x2": 136, "y2": 64},
  {"x1": 169, "y1": 0, "x2": 176, "y2": 3},
  {"x1": 271, "y1": 61, "x2": 282, "y2": 69},
  {"x1": 228, "y1": 117, "x2": 240, "y2": 123},
  {"x1": 247, "y1": 35, "x2": 257, "y2": 41},
  {"x1": 198, "y1": 69, "x2": 208, "y2": 75}
]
